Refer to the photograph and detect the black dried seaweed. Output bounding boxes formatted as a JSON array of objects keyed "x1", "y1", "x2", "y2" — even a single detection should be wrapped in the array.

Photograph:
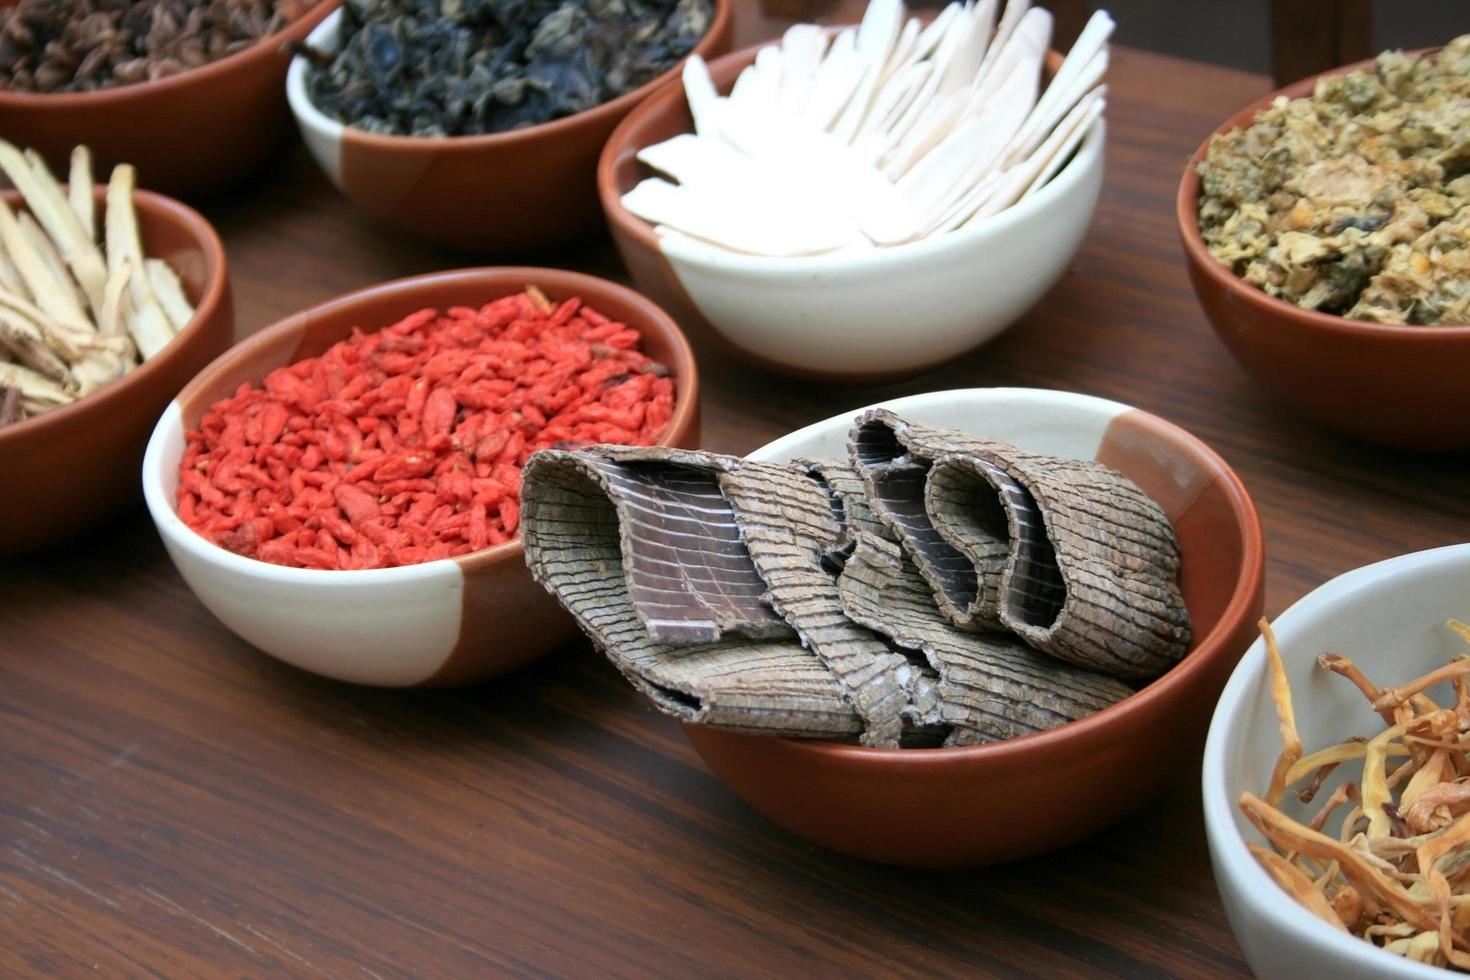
[
  {"x1": 302, "y1": 0, "x2": 712, "y2": 137},
  {"x1": 0, "y1": 0, "x2": 319, "y2": 93}
]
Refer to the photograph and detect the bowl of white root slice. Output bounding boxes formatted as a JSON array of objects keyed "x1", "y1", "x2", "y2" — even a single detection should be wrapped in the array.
[{"x1": 0, "y1": 140, "x2": 233, "y2": 553}]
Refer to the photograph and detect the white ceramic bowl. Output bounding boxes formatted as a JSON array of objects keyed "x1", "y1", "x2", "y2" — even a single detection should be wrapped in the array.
[
  {"x1": 599, "y1": 42, "x2": 1106, "y2": 381},
  {"x1": 1203, "y1": 544, "x2": 1470, "y2": 979}
]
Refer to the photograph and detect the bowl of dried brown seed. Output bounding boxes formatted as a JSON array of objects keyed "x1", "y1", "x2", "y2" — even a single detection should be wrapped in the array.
[
  {"x1": 0, "y1": 0, "x2": 338, "y2": 198},
  {"x1": 0, "y1": 143, "x2": 232, "y2": 554}
]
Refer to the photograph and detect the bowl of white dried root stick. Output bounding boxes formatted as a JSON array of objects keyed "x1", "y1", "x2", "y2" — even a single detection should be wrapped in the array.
[{"x1": 0, "y1": 139, "x2": 232, "y2": 554}]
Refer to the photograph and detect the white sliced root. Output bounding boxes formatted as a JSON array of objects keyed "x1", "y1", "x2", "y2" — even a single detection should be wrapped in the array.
[
  {"x1": 0, "y1": 197, "x2": 94, "y2": 333},
  {"x1": 17, "y1": 211, "x2": 88, "y2": 319},
  {"x1": 0, "y1": 245, "x2": 26, "y2": 299},
  {"x1": 0, "y1": 141, "x2": 108, "y2": 318},
  {"x1": 0, "y1": 359, "x2": 75, "y2": 407},
  {"x1": 144, "y1": 258, "x2": 195, "y2": 333},
  {"x1": 106, "y1": 165, "x2": 173, "y2": 359},
  {"x1": 0, "y1": 322, "x2": 72, "y2": 384},
  {"x1": 69, "y1": 145, "x2": 96, "y2": 243}
]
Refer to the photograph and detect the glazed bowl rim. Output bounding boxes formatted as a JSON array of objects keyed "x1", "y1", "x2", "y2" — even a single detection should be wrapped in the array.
[
  {"x1": 1177, "y1": 44, "x2": 1470, "y2": 342},
  {"x1": 142, "y1": 265, "x2": 699, "y2": 584},
  {"x1": 285, "y1": 0, "x2": 732, "y2": 151},
  {"x1": 597, "y1": 34, "x2": 1104, "y2": 277},
  {"x1": 1201, "y1": 543, "x2": 1470, "y2": 979},
  {"x1": 737, "y1": 385, "x2": 1265, "y2": 764},
  {"x1": 0, "y1": 186, "x2": 229, "y2": 444},
  {"x1": 0, "y1": 0, "x2": 337, "y2": 107}
]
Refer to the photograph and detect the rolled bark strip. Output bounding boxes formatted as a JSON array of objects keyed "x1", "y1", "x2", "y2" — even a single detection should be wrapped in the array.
[
  {"x1": 839, "y1": 531, "x2": 1132, "y2": 744},
  {"x1": 926, "y1": 448, "x2": 1190, "y2": 681},
  {"x1": 850, "y1": 409, "x2": 1008, "y2": 628},
  {"x1": 718, "y1": 460, "x2": 915, "y2": 747},
  {"x1": 521, "y1": 448, "x2": 863, "y2": 740}
]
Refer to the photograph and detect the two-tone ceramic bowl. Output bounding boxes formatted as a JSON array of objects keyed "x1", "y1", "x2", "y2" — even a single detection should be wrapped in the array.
[
  {"x1": 286, "y1": 3, "x2": 733, "y2": 252},
  {"x1": 599, "y1": 42, "x2": 1104, "y2": 381},
  {"x1": 1178, "y1": 48, "x2": 1470, "y2": 451},
  {"x1": 0, "y1": 0, "x2": 337, "y2": 197},
  {"x1": 680, "y1": 387, "x2": 1264, "y2": 866},
  {"x1": 0, "y1": 187, "x2": 233, "y2": 554},
  {"x1": 1204, "y1": 544, "x2": 1470, "y2": 979},
  {"x1": 143, "y1": 267, "x2": 699, "y2": 686}
]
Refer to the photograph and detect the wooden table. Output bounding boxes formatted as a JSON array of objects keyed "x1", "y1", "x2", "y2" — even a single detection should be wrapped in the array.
[{"x1": 7, "y1": 6, "x2": 1470, "y2": 976}]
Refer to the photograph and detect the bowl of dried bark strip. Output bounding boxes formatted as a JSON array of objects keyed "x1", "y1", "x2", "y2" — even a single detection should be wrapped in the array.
[{"x1": 676, "y1": 387, "x2": 1264, "y2": 866}]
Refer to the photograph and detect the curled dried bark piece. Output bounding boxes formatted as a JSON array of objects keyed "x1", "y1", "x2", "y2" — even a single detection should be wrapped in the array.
[
  {"x1": 853, "y1": 409, "x2": 1190, "y2": 680},
  {"x1": 850, "y1": 410, "x2": 1007, "y2": 627},
  {"x1": 521, "y1": 448, "x2": 860, "y2": 740},
  {"x1": 718, "y1": 460, "x2": 915, "y2": 747},
  {"x1": 838, "y1": 528, "x2": 1131, "y2": 744}
]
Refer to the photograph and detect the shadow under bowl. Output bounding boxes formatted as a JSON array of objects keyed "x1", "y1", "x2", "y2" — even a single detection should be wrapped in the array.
[
  {"x1": 683, "y1": 387, "x2": 1264, "y2": 866},
  {"x1": 142, "y1": 266, "x2": 700, "y2": 686}
]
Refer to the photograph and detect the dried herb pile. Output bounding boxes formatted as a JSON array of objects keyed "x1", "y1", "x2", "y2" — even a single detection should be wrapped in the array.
[
  {"x1": 1246, "y1": 619, "x2": 1470, "y2": 969},
  {"x1": 0, "y1": 0, "x2": 318, "y2": 93},
  {"x1": 1198, "y1": 35, "x2": 1470, "y2": 326},
  {"x1": 519, "y1": 412, "x2": 1191, "y2": 749},
  {"x1": 0, "y1": 141, "x2": 195, "y2": 425},
  {"x1": 300, "y1": 0, "x2": 712, "y2": 137}
]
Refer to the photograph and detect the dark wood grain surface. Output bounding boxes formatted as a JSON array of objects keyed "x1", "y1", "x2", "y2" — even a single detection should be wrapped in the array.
[{"x1": 6, "y1": 5, "x2": 1470, "y2": 977}]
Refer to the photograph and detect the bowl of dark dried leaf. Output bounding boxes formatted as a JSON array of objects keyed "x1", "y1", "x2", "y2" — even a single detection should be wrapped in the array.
[
  {"x1": 286, "y1": 0, "x2": 733, "y2": 252},
  {"x1": 0, "y1": 0, "x2": 338, "y2": 198}
]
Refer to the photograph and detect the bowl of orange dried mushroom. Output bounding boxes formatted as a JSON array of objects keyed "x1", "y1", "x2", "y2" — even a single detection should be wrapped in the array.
[{"x1": 1204, "y1": 544, "x2": 1470, "y2": 979}]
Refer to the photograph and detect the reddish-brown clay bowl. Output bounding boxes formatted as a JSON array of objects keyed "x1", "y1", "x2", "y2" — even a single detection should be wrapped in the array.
[
  {"x1": 0, "y1": 0, "x2": 338, "y2": 198},
  {"x1": 683, "y1": 388, "x2": 1264, "y2": 866},
  {"x1": 0, "y1": 187, "x2": 232, "y2": 555},
  {"x1": 286, "y1": 2, "x2": 732, "y2": 252},
  {"x1": 141, "y1": 267, "x2": 700, "y2": 687},
  {"x1": 1178, "y1": 48, "x2": 1470, "y2": 450}
]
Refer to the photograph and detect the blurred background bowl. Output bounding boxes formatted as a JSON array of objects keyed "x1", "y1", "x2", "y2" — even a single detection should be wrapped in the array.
[
  {"x1": 142, "y1": 267, "x2": 700, "y2": 687},
  {"x1": 286, "y1": 1, "x2": 732, "y2": 252},
  {"x1": 0, "y1": 0, "x2": 338, "y2": 199},
  {"x1": 0, "y1": 186, "x2": 233, "y2": 554},
  {"x1": 1177, "y1": 49, "x2": 1470, "y2": 451},
  {"x1": 682, "y1": 386, "x2": 1264, "y2": 866},
  {"x1": 598, "y1": 41, "x2": 1104, "y2": 382},
  {"x1": 1203, "y1": 544, "x2": 1470, "y2": 979}
]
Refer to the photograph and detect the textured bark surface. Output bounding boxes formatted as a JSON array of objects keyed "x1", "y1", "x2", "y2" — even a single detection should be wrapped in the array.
[
  {"x1": 929, "y1": 449, "x2": 1190, "y2": 681},
  {"x1": 521, "y1": 448, "x2": 862, "y2": 739},
  {"x1": 850, "y1": 411, "x2": 1009, "y2": 629},
  {"x1": 717, "y1": 462, "x2": 913, "y2": 747},
  {"x1": 838, "y1": 531, "x2": 1132, "y2": 745},
  {"x1": 851, "y1": 411, "x2": 1191, "y2": 681}
]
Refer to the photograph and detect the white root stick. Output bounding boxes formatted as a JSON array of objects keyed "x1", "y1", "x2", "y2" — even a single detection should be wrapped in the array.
[
  {"x1": 105, "y1": 165, "x2": 173, "y2": 359},
  {"x1": 69, "y1": 145, "x2": 95, "y2": 243},
  {"x1": 0, "y1": 140, "x2": 108, "y2": 316},
  {"x1": 145, "y1": 258, "x2": 195, "y2": 332},
  {"x1": 0, "y1": 360, "x2": 75, "y2": 407}
]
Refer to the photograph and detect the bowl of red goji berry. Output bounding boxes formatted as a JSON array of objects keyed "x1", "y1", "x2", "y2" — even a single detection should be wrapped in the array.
[{"x1": 142, "y1": 267, "x2": 699, "y2": 686}]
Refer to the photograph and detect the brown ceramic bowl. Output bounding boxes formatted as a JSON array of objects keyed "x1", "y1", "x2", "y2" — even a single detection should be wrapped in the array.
[
  {"x1": 683, "y1": 387, "x2": 1264, "y2": 866},
  {"x1": 0, "y1": 0, "x2": 338, "y2": 198},
  {"x1": 0, "y1": 187, "x2": 232, "y2": 555},
  {"x1": 1178, "y1": 48, "x2": 1470, "y2": 450},
  {"x1": 285, "y1": 2, "x2": 732, "y2": 252},
  {"x1": 141, "y1": 267, "x2": 700, "y2": 687}
]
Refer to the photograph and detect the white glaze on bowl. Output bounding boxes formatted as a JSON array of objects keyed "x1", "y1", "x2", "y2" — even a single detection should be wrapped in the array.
[{"x1": 1203, "y1": 544, "x2": 1470, "y2": 980}]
